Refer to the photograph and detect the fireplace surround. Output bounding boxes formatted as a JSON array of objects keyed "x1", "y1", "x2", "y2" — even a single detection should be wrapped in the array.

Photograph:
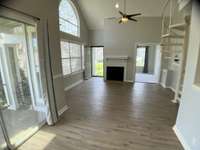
[{"x1": 104, "y1": 56, "x2": 129, "y2": 82}]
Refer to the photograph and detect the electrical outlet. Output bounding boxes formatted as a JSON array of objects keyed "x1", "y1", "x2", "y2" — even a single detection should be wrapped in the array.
[{"x1": 192, "y1": 137, "x2": 200, "y2": 146}]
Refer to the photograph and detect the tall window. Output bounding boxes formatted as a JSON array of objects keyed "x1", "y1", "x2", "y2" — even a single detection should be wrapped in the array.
[
  {"x1": 59, "y1": 0, "x2": 80, "y2": 37},
  {"x1": 61, "y1": 41, "x2": 83, "y2": 75}
]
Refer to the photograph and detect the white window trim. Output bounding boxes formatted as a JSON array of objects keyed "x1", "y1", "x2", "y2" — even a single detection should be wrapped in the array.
[{"x1": 63, "y1": 69, "x2": 84, "y2": 78}]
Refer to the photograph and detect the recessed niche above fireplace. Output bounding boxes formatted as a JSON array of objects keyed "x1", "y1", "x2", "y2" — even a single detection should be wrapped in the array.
[{"x1": 106, "y1": 67, "x2": 124, "y2": 81}]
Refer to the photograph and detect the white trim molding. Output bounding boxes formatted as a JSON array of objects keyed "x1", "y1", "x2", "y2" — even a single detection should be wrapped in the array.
[
  {"x1": 53, "y1": 73, "x2": 63, "y2": 80},
  {"x1": 64, "y1": 79, "x2": 83, "y2": 91},
  {"x1": 63, "y1": 70, "x2": 84, "y2": 79},
  {"x1": 173, "y1": 125, "x2": 191, "y2": 150},
  {"x1": 124, "y1": 80, "x2": 134, "y2": 83},
  {"x1": 58, "y1": 105, "x2": 69, "y2": 116},
  {"x1": 105, "y1": 56, "x2": 129, "y2": 60},
  {"x1": 160, "y1": 83, "x2": 176, "y2": 93}
]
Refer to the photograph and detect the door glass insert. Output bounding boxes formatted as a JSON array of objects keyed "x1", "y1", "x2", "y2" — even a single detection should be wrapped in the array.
[
  {"x1": 92, "y1": 47, "x2": 104, "y2": 77},
  {"x1": 0, "y1": 17, "x2": 46, "y2": 148}
]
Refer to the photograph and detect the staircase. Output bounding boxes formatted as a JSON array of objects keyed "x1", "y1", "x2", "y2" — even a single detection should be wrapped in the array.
[{"x1": 160, "y1": 0, "x2": 191, "y2": 103}]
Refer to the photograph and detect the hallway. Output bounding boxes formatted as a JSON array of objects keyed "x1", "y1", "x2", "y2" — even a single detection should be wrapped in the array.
[{"x1": 19, "y1": 78, "x2": 183, "y2": 150}]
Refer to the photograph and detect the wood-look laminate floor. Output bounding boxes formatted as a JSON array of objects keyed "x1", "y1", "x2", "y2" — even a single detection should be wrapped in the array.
[{"x1": 19, "y1": 78, "x2": 183, "y2": 150}]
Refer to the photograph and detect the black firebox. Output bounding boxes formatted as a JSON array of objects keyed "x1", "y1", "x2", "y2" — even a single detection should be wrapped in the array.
[{"x1": 106, "y1": 67, "x2": 124, "y2": 81}]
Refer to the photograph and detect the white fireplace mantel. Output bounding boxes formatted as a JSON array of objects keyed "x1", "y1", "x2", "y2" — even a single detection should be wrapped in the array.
[{"x1": 105, "y1": 56, "x2": 129, "y2": 60}]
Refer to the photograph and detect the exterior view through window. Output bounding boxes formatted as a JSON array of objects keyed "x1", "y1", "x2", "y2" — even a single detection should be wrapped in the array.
[
  {"x1": 59, "y1": 0, "x2": 80, "y2": 37},
  {"x1": 92, "y1": 47, "x2": 104, "y2": 77},
  {"x1": 61, "y1": 41, "x2": 84, "y2": 76},
  {"x1": 136, "y1": 47, "x2": 146, "y2": 69}
]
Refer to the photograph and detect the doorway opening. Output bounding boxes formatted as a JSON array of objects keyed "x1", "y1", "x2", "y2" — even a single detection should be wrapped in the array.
[
  {"x1": 92, "y1": 47, "x2": 104, "y2": 77},
  {"x1": 135, "y1": 44, "x2": 161, "y2": 83},
  {"x1": 0, "y1": 16, "x2": 46, "y2": 149}
]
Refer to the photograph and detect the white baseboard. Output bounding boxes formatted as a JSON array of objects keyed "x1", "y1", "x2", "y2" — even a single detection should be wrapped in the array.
[
  {"x1": 173, "y1": 125, "x2": 191, "y2": 150},
  {"x1": 160, "y1": 83, "x2": 176, "y2": 93},
  {"x1": 124, "y1": 80, "x2": 134, "y2": 83},
  {"x1": 169, "y1": 87, "x2": 176, "y2": 93},
  {"x1": 160, "y1": 82, "x2": 166, "y2": 88},
  {"x1": 64, "y1": 79, "x2": 83, "y2": 91},
  {"x1": 58, "y1": 105, "x2": 69, "y2": 116},
  {"x1": 53, "y1": 73, "x2": 63, "y2": 80}
]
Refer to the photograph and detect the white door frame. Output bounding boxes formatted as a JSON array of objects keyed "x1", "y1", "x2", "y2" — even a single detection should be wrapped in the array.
[{"x1": 133, "y1": 43, "x2": 161, "y2": 83}]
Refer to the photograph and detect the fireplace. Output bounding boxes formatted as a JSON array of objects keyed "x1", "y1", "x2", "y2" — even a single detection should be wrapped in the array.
[{"x1": 106, "y1": 66, "x2": 124, "y2": 81}]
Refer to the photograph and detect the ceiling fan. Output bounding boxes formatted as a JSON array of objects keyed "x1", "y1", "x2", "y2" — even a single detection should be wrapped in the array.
[{"x1": 107, "y1": 0, "x2": 142, "y2": 24}]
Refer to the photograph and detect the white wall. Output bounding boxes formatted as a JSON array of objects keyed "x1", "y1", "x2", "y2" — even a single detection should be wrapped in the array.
[
  {"x1": 89, "y1": 29, "x2": 104, "y2": 46},
  {"x1": 104, "y1": 17, "x2": 162, "y2": 81},
  {"x1": 174, "y1": 3, "x2": 200, "y2": 150}
]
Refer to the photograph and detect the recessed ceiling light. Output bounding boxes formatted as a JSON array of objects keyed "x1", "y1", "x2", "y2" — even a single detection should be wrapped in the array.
[{"x1": 115, "y1": 3, "x2": 119, "y2": 9}]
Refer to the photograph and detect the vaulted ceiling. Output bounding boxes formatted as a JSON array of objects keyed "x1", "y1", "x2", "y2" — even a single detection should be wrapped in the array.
[{"x1": 78, "y1": 0, "x2": 166, "y2": 30}]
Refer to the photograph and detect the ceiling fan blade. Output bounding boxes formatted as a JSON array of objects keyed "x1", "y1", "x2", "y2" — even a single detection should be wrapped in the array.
[
  {"x1": 105, "y1": 17, "x2": 118, "y2": 20},
  {"x1": 127, "y1": 13, "x2": 142, "y2": 17},
  {"x1": 119, "y1": 11, "x2": 124, "y2": 16},
  {"x1": 129, "y1": 18, "x2": 138, "y2": 22}
]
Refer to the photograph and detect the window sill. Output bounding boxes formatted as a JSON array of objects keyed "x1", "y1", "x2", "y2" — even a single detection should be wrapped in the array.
[
  {"x1": 60, "y1": 31, "x2": 80, "y2": 41},
  {"x1": 63, "y1": 70, "x2": 84, "y2": 78}
]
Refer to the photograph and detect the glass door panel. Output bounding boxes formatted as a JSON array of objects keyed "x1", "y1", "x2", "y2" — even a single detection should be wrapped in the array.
[
  {"x1": 0, "y1": 17, "x2": 46, "y2": 148},
  {"x1": 92, "y1": 47, "x2": 104, "y2": 77}
]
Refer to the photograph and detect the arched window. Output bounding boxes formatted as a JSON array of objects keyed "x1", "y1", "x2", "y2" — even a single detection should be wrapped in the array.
[{"x1": 59, "y1": 0, "x2": 80, "y2": 37}]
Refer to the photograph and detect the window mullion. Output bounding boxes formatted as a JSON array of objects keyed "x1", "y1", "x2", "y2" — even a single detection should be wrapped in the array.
[
  {"x1": 69, "y1": 42, "x2": 72, "y2": 73},
  {"x1": 60, "y1": 17, "x2": 78, "y2": 27},
  {"x1": 80, "y1": 45, "x2": 83, "y2": 70}
]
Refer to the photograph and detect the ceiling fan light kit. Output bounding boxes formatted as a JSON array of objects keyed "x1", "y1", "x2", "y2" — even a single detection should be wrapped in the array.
[{"x1": 121, "y1": 17, "x2": 129, "y2": 23}]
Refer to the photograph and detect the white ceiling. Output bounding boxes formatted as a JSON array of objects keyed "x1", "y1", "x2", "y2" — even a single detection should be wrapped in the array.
[{"x1": 78, "y1": 0, "x2": 166, "y2": 30}]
